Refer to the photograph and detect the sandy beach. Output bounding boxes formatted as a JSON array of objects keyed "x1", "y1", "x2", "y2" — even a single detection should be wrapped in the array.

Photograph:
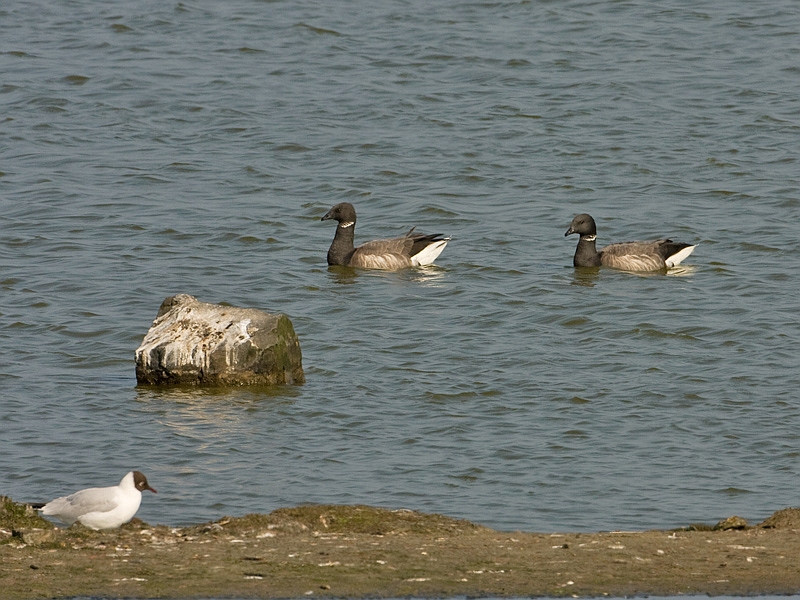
[{"x1": 3, "y1": 498, "x2": 800, "y2": 599}]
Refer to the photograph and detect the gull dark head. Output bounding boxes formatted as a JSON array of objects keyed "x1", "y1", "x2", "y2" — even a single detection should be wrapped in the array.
[
  {"x1": 321, "y1": 202, "x2": 357, "y2": 228},
  {"x1": 133, "y1": 471, "x2": 157, "y2": 494},
  {"x1": 565, "y1": 213, "x2": 597, "y2": 238}
]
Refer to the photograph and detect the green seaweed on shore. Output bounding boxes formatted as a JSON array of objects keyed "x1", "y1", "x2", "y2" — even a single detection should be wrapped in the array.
[
  {"x1": 195, "y1": 504, "x2": 486, "y2": 537},
  {"x1": 0, "y1": 496, "x2": 53, "y2": 535}
]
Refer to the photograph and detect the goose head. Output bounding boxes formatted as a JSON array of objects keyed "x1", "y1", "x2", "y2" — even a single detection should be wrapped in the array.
[
  {"x1": 321, "y1": 202, "x2": 357, "y2": 228},
  {"x1": 565, "y1": 213, "x2": 597, "y2": 238}
]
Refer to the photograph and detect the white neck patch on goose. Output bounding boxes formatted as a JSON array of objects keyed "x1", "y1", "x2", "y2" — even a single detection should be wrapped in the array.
[
  {"x1": 339, "y1": 221, "x2": 354, "y2": 228},
  {"x1": 582, "y1": 234, "x2": 597, "y2": 242}
]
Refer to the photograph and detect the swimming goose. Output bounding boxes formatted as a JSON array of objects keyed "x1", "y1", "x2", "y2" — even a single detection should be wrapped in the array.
[
  {"x1": 34, "y1": 471, "x2": 157, "y2": 530},
  {"x1": 321, "y1": 202, "x2": 449, "y2": 270},
  {"x1": 565, "y1": 213, "x2": 696, "y2": 271}
]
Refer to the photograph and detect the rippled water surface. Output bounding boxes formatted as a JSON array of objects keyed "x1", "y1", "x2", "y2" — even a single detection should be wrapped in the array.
[{"x1": 2, "y1": 0, "x2": 800, "y2": 533}]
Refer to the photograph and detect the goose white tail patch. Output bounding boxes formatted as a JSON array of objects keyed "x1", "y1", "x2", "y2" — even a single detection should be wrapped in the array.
[
  {"x1": 411, "y1": 239, "x2": 449, "y2": 266},
  {"x1": 666, "y1": 244, "x2": 697, "y2": 268}
]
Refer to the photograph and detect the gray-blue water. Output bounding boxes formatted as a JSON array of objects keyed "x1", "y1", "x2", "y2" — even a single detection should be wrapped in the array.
[{"x1": 2, "y1": 0, "x2": 800, "y2": 534}]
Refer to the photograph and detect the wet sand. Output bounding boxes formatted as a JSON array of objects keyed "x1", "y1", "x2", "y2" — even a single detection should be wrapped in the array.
[{"x1": 3, "y1": 499, "x2": 800, "y2": 599}]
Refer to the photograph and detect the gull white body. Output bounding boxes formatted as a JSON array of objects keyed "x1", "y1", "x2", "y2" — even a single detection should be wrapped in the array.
[{"x1": 40, "y1": 471, "x2": 155, "y2": 530}]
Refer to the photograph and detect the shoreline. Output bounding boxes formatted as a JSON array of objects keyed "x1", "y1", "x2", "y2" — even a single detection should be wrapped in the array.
[{"x1": 3, "y1": 498, "x2": 800, "y2": 599}]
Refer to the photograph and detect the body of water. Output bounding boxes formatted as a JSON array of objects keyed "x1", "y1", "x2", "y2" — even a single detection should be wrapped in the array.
[{"x1": 2, "y1": 0, "x2": 800, "y2": 533}]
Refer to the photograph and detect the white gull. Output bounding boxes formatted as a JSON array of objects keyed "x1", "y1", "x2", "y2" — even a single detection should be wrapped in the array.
[{"x1": 37, "y1": 471, "x2": 157, "y2": 530}]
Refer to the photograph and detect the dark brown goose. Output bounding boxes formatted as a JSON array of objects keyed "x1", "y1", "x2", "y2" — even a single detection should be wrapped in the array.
[
  {"x1": 565, "y1": 213, "x2": 696, "y2": 271},
  {"x1": 321, "y1": 202, "x2": 449, "y2": 270}
]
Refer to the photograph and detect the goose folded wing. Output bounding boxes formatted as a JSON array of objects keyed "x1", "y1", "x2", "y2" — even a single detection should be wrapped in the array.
[
  {"x1": 600, "y1": 241, "x2": 671, "y2": 271},
  {"x1": 349, "y1": 236, "x2": 415, "y2": 269}
]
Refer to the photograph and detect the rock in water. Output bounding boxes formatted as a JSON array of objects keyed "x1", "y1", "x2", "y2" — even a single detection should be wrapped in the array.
[{"x1": 135, "y1": 294, "x2": 304, "y2": 386}]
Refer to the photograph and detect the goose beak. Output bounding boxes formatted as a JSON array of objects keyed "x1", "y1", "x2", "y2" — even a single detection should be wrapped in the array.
[
  {"x1": 565, "y1": 226, "x2": 576, "y2": 237},
  {"x1": 321, "y1": 209, "x2": 334, "y2": 221}
]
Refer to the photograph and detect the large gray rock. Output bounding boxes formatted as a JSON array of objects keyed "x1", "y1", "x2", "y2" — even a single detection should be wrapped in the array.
[{"x1": 135, "y1": 294, "x2": 304, "y2": 386}]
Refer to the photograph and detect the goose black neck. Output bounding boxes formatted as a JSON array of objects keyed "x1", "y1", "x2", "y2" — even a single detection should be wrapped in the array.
[
  {"x1": 327, "y1": 224, "x2": 356, "y2": 266},
  {"x1": 573, "y1": 236, "x2": 602, "y2": 267}
]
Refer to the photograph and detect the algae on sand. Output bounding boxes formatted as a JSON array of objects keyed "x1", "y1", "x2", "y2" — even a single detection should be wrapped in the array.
[{"x1": 210, "y1": 504, "x2": 486, "y2": 536}]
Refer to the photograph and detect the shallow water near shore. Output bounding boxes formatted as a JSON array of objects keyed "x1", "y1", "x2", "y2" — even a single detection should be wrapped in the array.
[{"x1": 2, "y1": 0, "x2": 800, "y2": 535}]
